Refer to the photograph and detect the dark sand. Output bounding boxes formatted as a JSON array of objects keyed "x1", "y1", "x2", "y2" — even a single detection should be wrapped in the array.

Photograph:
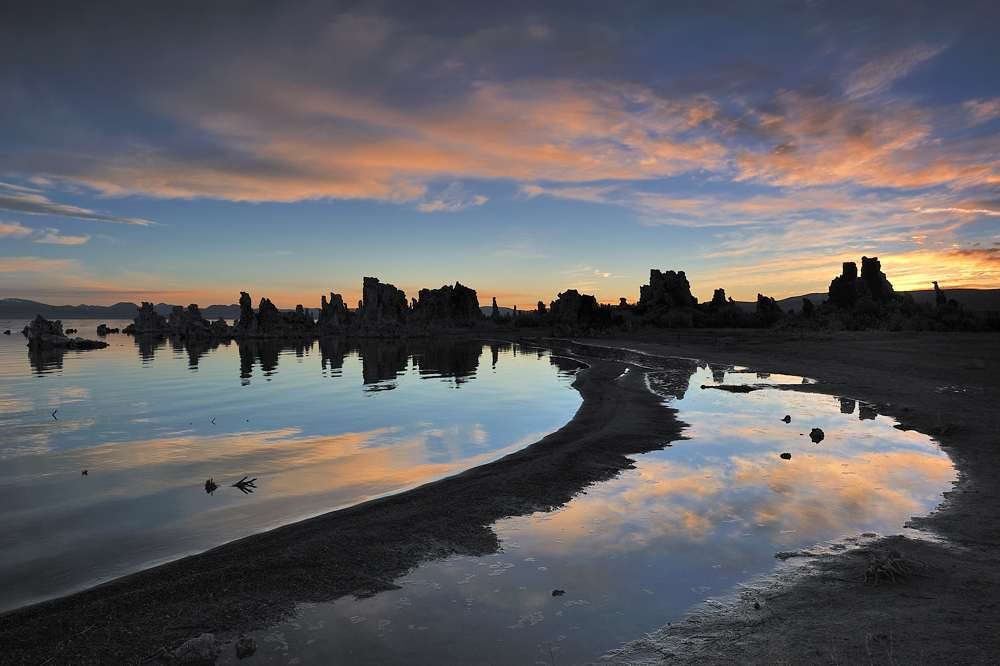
[{"x1": 2, "y1": 331, "x2": 998, "y2": 664}]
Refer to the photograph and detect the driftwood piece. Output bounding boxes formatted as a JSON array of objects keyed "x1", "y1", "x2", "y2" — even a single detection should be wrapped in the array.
[{"x1": 232, "y1": 476, "x2": 257, "y2": 494}]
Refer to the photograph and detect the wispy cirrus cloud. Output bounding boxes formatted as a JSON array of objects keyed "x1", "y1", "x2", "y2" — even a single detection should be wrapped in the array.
[
  {"x1": 0, "y1": 191, "x2": 155, "y2": 225},
  {"x1": 33, "y1": 228, "x2": 91, "y2": 245},
  {"x1": 0, "y1": 256, "x2": 78, "y2": 273},
  {"x1": 845, "y1": 44, "x2": 945, "y2": 99},
  {"x1": 0, "y1": 221, "x2": 33, "y2": 238}
]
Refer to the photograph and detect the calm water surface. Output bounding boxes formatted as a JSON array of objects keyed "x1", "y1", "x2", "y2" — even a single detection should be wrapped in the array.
[
  {"x1": 217, "y1": 351, "x2": 956, "y2": 666},
  {"x1": 0, "y1": 320, "x2": 582, "y2": 613}
]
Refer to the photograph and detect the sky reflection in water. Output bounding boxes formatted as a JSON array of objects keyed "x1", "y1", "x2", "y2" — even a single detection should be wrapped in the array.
[
  {"x1": 225, "y1": 364, "x2": 955, "y2": 666},
  {"x1": 0, "y1": 321, "x2": 582, "y2": 612}
]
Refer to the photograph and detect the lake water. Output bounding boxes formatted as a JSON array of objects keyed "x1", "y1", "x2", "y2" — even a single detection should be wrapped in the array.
[
  {"x1": 0, "y1": 323, "x2": 956, "y2": 666},
  {"x1": 213, "y1": 348, "x2": 956, "y2": 666},
  {"x1": 0, "y1": 320, "x2": 582, "y2": 613}
]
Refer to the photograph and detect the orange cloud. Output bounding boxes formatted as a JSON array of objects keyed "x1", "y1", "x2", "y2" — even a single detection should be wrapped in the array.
[{"x1": 0, "y1": 256, "x2": 78, "y2": 273}]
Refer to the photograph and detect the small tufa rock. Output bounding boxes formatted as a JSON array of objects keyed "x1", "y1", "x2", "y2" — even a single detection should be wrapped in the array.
[
  {"x1": 82, "y1": 470, "x2": 88, "y2": 475},
  {"x1": 205, "y1": 478, "x2": 218, "y2": 494},
  {"x1": 551, "y1": 589, "x2": 566, "y2": 597},
  {"x1": 172, "y1": 633, "x2": 220, "y2": 665},
  {"x1": 779, "y1": 452, "x2": 791, "y2": 460},
  {"x1": 809, "y1": 428, "x2": 825, "y2": 443},
  {"x1": 235, "y1": 636, "x2": 258, "y2": 659},
  {"x1": 781, "y1": 415, "x2": 791, "y2": 423}
]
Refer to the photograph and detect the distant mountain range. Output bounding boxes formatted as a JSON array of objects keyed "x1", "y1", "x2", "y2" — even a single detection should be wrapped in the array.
[
  {"x1": 0, "y1": 299, "x2": 243, "y2": 320},
  {"x1": 731, "y1": 289, "x2": 1000, "y2": 313},
  {"x1": 3, "y1": 287, "x2": 998, "y2": 322}
]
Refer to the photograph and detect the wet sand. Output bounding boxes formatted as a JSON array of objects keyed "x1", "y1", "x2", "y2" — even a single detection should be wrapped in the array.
[{"x1": 2, "y1": 331, "x2": 998, "y2": 664}]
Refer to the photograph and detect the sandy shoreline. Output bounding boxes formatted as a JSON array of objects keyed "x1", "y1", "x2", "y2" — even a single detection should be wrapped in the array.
[{"x1": 1, "y1": 331, "x2": 998, "y2": 664}]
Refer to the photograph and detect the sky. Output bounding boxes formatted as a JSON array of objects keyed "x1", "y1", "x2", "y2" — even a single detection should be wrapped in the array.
[{"x1": 1, "y1": 0, "x2": 999, "y2": 309}]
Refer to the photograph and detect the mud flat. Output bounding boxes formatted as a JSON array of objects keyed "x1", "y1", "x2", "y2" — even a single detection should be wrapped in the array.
[{"x1": 570, "y1": 330, "x2": 1000, "y2": 665}]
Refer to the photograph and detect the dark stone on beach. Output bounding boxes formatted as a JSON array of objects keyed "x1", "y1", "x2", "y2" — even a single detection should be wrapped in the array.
[
  {"x1": 700, "y1": 384, "x2": 758, "y2": 393},
  {"x1": 781, "y1": 415, "x2": 791, "y2": 423},
  {"x1": 780, "y1": 452, "x2": 792, "y2": 460},
  {"x1": 172, "y1": 633, "x2": 219, "y2": 664},
  {"x1": 552, "y1": 589, "x2": 566, "y2": 596},
  {"x1": 809, "y1": 428, "x2": 825, "y2": 443},
  {"x1": 235, "y1": 636, "x2": 257, "y2": 659}
]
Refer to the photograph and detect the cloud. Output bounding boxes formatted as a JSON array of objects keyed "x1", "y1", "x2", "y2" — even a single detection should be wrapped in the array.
[
  {"x1": 0, "y1": 191, "x2": 155, "y2": 225},
  {"x1": 0, "y1": 221, "x2": 33, "y2": 238},
  {"x1": 845, "y1": 45, "x2": 945, "y2": 99},
  {"x1": 0, "y1": 256, "x2": 78, "y2": 273},
  {"x1": 33, "y1": 228, "x2": 91, "y2": 245},
  {"x1": 963, "y1": 98, "x2": 1000, "y2": 124}
]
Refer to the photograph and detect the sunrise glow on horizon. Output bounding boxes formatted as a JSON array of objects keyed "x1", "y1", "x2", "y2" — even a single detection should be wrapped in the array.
[{"x1": 1, "y1": 1, "x2": 999, "y2": 309}]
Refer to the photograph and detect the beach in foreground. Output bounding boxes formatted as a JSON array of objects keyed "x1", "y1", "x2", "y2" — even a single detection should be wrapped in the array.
[{"x1": 1, "y1": 330, "x2": 998, "y2": 664}]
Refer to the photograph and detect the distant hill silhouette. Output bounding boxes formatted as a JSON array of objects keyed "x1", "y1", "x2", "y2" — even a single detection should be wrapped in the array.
[
  {"x1": 730, "y1": 289, "x2": 1000, "y2": 313},
  {"x1": 0, "y1": 299, "x2": 243, "y2": 320}
]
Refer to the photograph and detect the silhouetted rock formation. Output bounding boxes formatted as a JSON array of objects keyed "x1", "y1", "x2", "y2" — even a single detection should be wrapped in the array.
[
  {"x1": 96, "y1": 324, "x2": 119, "y2": 335},
  {"x1": 168, "y1": 304, "x2": 218, "y2": 340},
  {"x1": 413, "y1": 283, "x2": 481, "y2": 323},
  {"x1": 233, "y1": 294, "x2": 312, "y2": 338},
  {"x1": 123, "y1": 302, "x2": 168, "y2": 335},
  {"x1": 933, "y1": 281, "x2": 947, "y2": 307},
  {"x1": 828, "y1": 256, "x2": 895, "y2": 309},
  {"x1": 756, "y1": 294, "x2": 782, "y2": 327},
  {"x1": 354, "y1": 278, "x2": 409, "y2": 336},
  {"x1": 860, "y1": 256, "x2": 895, "y2": 302},
  {"x1": 550, "y1": 289, "x2": 602, "y2": 327},
  {"x1": 317, "y1": 293, "x2": 352, "y2": 333},
  {"x1": 638, "y1": 269, "x2": 697, "y2": 313},
  {"x1": 801, "y1": 298, "x2": 815, "y2": 318},
  {"x1": 25, "y1": 315, "x2": 109, "y2": 350},
  {"x1": 709, "y1": 288, "x2": 728, "y2": 311}
]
